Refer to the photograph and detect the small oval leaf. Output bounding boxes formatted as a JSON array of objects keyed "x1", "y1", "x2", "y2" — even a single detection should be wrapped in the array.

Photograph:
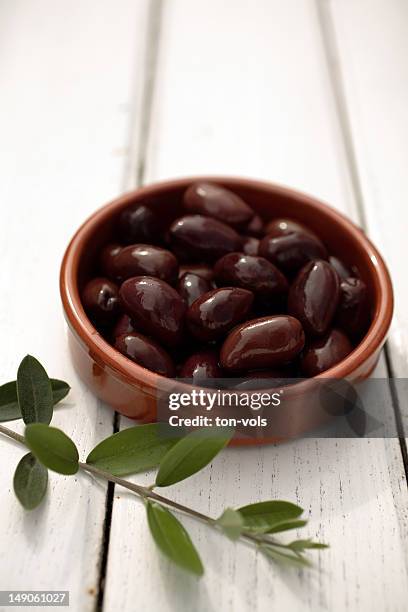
[
  {"x1": 86, "y1": 423, "x2": 180, "y2": 476},
  {"x1": 261, "y1": 544, "x2": 311, "y2": 567},
  {"x1": 155, "y1": 427, "x2": 233, "y2": 487},
  {"x1": 0, "y1": 379, "x2": 70, "y2": 423},
  {"x1": 25, "y1": 423, "x2": 79, "y2": 475},
  {"x1": 216, "y1": 508, "x2": 244, "y2": 540},
  {"x1": 13, "y1": 452, "x2": 48, "y2": 510},
  {"x1": 146, "y1": 501, "x2": 204, "y2": 576},
  {"x1": 17, "y1": 355, "x2": 54, "y2": 424},
  {"x1": 238, "y1": 500, "x2": 303, "y2": 533},
  {"x1": 265, "y1": 519, "x2": 308, "y2": 535}
]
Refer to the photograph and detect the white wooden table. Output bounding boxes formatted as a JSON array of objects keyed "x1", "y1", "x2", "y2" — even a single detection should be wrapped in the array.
[{"x1": 1, "y1": 1, "x2": 408, "y2": 610}]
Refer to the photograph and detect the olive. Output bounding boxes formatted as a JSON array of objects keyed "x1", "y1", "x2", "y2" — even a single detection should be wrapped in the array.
[
  {"x1": 178, "y1": 273, "x2": 213, "y2": 307},
  {"x1": 178, "y1": 264, "x2": 214, "y2": 281},
  {"x1": 100, "y1": 243, "x2": 122, "y2": 279},
  {"x1": 112, "y1": 244, "x2": 178, "y2": 285},
  {"x1": 214, "y1": 253, "x2": 288, "y2": 297},
  {"x1": 118, "y1": 204, "x2": 161, "y2": 244},
  {"x1": 82, "y1": 278, "x2": 119, "y2": 326},
  {"x1": 169, "y1": 215, "x2": 242, "y2": 262},
  {"x1": 119, "y1": 276, "x2": 186, "y2": 347},
  {"x1": 259, "y1": 231, "x2": 327, "y2": 275},
  {"x1": 113, "y1": 314, "x2": 135, "y2": 338},
  {"x1": 265, "y1": 218, "x2": 317, "y2": 239},
  {"x1": 187, "y1": 287, "x2": 253, "y2": 342},
  {"x1": 115, "y1": 332, "x2": 175, "y2": 377},
  {"x1": 220, "y1": 315, "x2": 305, "y2": 371},
  {"x1": 288, "y1": 260, "x2": 340, "y2": 335},
  {"x1": 329, "y1": 256, "x2": 353, "y2": 281},
  {"x1": 241, "y1": 236, "x2": 260, "y2": 255},
  {"x1": 243, "y1": 214, "x2": 264, "y2": 237},
  {"x1": 183, "y1": 182, "x2": 254, "y2": 228},
  {"x1": 179, "y1": 349, "x2": 222, "y2": 383},
  {"x1": 300, "y1": 329, "x2": 352, "y2": 376},
  {"x1": 335, "y1": 277, "x2": 369, "y2": 338}
]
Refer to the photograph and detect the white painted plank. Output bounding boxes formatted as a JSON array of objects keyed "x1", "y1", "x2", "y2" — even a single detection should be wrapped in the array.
[
  {"x1": 104, "y1": 1, "x2": 408, "y2": 611},
  {"x1": 0, "y1": 1, "x2": 150, "y2": 610},
  {"x1": 326, "y1": 0, "x2": 408, "y2": 427}
]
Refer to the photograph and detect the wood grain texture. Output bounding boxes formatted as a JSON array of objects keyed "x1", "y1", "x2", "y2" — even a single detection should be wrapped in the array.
[
  {"x1": 0, "y1": 1, "x2": 150, "y2": 609},
  {"x1": 102, "y1": 1, "x2": 408, "y2": 611},
  {"x1": 324, "y1": 0, "x2": 408, "y2": 430}
]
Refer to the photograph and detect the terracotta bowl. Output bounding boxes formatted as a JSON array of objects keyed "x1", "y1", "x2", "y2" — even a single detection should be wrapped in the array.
[{"x1": 60, "y1": 177, "x2": 393, "y2": 442}]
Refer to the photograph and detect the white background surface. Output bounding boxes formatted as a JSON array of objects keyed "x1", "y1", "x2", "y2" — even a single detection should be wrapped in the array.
[{"x1": 0, "y1": 1, "x2": 407, "y2": 611}]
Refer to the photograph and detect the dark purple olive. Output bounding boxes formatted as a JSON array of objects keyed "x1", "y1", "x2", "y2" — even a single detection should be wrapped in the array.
[
  {"x1": 118, "y1": 204, "x2": 161, "y2": 244},
  {"x1": 259, "y1": 231, "x2": 327, "y2": 275},
  {"x1": 100, "y1": 243, "x2": 122, "y2": 278},
  {"x1": 169, "y1": 215, "x2": 242, "y2": 262},
  {"x1": 178, "y1": 264, "x2": 214, "y2": 281},
  {"x1": 234, "y1": 366, "x2": 296, "y2": 390},
  {"x1": 187, "y1": 287, "x2": 253, "y2": 342},
  {"x1": 288, "y1": 260, "x2": 340, "y2": 336},
  {"x1": 300, "y1": 329, "x2": 352, "y2": 376},
  {"x1": 329, "y1": 256, "x2": 353, "y2": 281},
  {"x1": 113, "y1": 314, "x2": 135, "y2": 338},
  {"x1": 178, "y1": 273, "x2": 213, "y2": 307},
  {"x1": 183, "y1": 182, "x2": 254, "y2": 228},
  {"x1": 214, "y1": 253, "x2": 288, "y2": 297},
  {"x1": 265, "y1": 218, "x2": 317, "y2": 239},
  {"x1": 243, "y1": 214, "x2": 264, "y2": 237},
  {"x1": 241, "y1": 236, "x2": 260, "y2": 255},
  {"x1": 112, "y1": 244, "x2": 178, "y2": 285},
  {"x1": 220, "y1": 316, "x2": 305, "y2": 371},
  {"x1": 179, "y1": 349, "x2": 222, "y2": 383},
  {"x1": 82, "y1": 278, "x2": 119, "y2": 326},
  {"x1": 119, "y1": 276, "x2": 186, "y2": 347},
  {"x1": 335, "y1": 277, "x2": 369, "y2": 338},
  {"x1": 115, "y1": 332, "x2": 175, "y2": 377}
]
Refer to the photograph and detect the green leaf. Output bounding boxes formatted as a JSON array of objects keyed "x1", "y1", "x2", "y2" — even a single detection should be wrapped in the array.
[
  {"x1": 16, "y1": 355, "x2": 54, "y2": 424},
  {"x1": 86, "y1": 423, "x2": 180, "y2": 476},
  {"x1": 261, "y1": 544, "x2": 311, "y2": 568},
  {"x1": 216, "y1": 508, "x2": 244, "y2": 540},
  {"x1": 0, "y1": 379, "x2": 70, "y2": 423},
  {"x1": 264, "y1": 519, "x2": 308, "y2": 535},
  {"x1": 13, "y1": 452, "x2": 48, "y2": 510},
  {"x1": 25, "y1": 423, "x2": 79, "y2": 475},
  {"x1": 156, "y1": 427, "x2": 233, "y2": 487},
  {"x1": 238, "y1": 500, "x2": 303, "y2": 533},
  {"x1": 288, "y1": 538, "x2": 329, "y2": 552},
  {"x1": 146, "y1": 502, "x2": 204, "y2": 576}
]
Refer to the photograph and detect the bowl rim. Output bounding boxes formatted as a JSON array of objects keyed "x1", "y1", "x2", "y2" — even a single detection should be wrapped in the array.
[{"x1": 60, "y1": 175, "x2": 393, "y2": 393}]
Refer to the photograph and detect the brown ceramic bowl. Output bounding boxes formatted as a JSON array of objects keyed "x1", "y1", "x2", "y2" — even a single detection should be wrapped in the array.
[{"x1": 60, "y1": 177, "x2": 393, "y2": 442}]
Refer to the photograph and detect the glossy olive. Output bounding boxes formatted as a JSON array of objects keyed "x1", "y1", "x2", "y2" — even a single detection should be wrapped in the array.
[
  {"x1": 118, "y1": 204, "x2": 160, "y2": 244},
  {"x1": 178, "y1": 273, "x2": 213, "y2": 307},
  {"x1": 300, "y1": 329, "x2": 352, "y2": 376},
  {"x1": 179, "y1": 349, "x2": 222, "y2": 383},
  {"x1": 336, "y1": 277, "x2": 369, "y2": 337},
  {"x1": 115, "y1": 332, "x2": 175, "y2": 377},
  {"x1": 265, "y1": 218, "x2": 316, "y2": 239},
  {"x1": 329, "y1": 256, "x2": 353, "y2": 281},
  {"x1": 178, "y1": 264, "x2": 214, "y2": 281},
  {"x1": 220, "y1": 315, "x2": 305, "y2": 371},
  {"x1": 100, "y1": 243, "x2": 122, "y2": 279},
  {"x1": 241, "y1": 236, "x2": 260, "y2": 256},
  {"x1": 187, "y1": 287, "x2": 253, "y2": 342},
  {"x1": 112, "y1": 244, "x2": 178, "y2": 284},
  {"x1": 214, "y1": 252, "x2": 288, "y2": 297},
  {"x1": 243, "y1": 214, "x2": 264, "y2": 237},
  {"x1": 259, "y1": 231, "x2": 327, "y2": 275},
  {"x1": 113, "y1": 314, "x2": 135, "y2": 338},
  {"x1": 288, "y1": 260, "x2": 340, "y2": 336},
  {"x1": 169, "y1": 215, "x2": 242, "y2": 262},
  {"x1": 183, "y1": 182, "x2": 254, "y2": 228},
  {"x1": 119, "y1": 276, "x2": 186, "y2": 347},
  {"x1": 82, "y1": 277, "x2": 119, "y2": 326}
]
